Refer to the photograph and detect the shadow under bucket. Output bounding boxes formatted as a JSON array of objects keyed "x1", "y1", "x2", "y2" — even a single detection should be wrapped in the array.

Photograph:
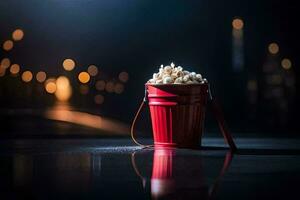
[{"x1": 146, "y1": 83, "x2": 208, "y2": 148}]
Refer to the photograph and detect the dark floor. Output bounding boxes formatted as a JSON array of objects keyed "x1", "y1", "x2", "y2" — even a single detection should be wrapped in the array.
[{"x1": 1, "y1": 138, "x2": 300, "y2": 200}]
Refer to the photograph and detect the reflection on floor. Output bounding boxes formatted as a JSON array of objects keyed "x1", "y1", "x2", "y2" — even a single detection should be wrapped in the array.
[{"x1": 1, "y1": 138, "x2": 300, "y2": 199}]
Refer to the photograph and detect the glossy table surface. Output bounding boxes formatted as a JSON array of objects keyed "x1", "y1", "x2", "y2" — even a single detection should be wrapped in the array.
[{"x1": 1, "y1": 138, "x2": 300, "y2": 200}]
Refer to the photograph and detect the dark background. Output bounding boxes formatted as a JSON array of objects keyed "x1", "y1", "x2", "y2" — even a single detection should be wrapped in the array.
[{"x1": 0, "y1": 0, "x2": 299, "y2": 136}]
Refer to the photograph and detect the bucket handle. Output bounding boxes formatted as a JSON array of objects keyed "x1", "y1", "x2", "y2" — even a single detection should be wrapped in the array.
[
  {"x1": 130, "y1": 86, "x2": 153, "y2": 148},
  {"x1": 131, "y1": 84, "x2": 237, "y2": 152}
]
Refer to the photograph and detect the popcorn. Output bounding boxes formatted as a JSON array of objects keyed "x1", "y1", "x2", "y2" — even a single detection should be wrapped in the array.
[{"x1": 147, "y1": 62, "x2": 207, "y2": 84}]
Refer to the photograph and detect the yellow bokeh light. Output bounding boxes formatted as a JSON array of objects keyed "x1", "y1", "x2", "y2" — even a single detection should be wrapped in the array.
[
  {"x1": 45, "y1": 82, "x2": 57, "y2": 94},
  {"x1": 63, "y1": 59, "x2": 75, "y2": 71},
  {"x1": 36, "y1": 71, "x2": 47, "y2": 83},
  {"x1": 12, "y1": 29, "x2": 24, "y2": 41},
  {"x1": 3, "y1": 40, "x2": 14, "y2": 51},
  {"x1": 94, "y1": 94, "x2": 104, "y2": 104},
  {"x1": 95, "y1": 80, "x2": 106, "y2": 91},
  {"x1": 79, "y1": 85, "x2": 89, "y2": 95},
  {"x1": 1, "y1": 58, "x2": 11, "y2": 69},
  {"x1": 281, "y1": 58, "x2": 292, "y2": 70},
  {"x1": 87, "y1": 65, "x2": 98, "y2": 76},
  {"x1": 10, "y1": 64, "x2": 20, "y2": 75},
  {"x1": 232, "y1": 18, "x2": 244, "y2": 30},
  {"x1": 268, "y1": 43, "x2": 279, "y2": 55},
  {"x1": 78, "y1": 72, "x2": 90, "y2": 83},
  {"x1": 105, "y1": 81, "x2": 114, "y2": 93},
  {"x1": 55, "y1": 76, "x2": 72, "y2": 101},
  {"x1": 118, "y1": 72, "x2": 129, "y2": 83},
  {"x1": 21, "y1": 71, "x2": 33, "y2": 82},
  {"x1": 114, "y1": 83, "x2": 124, "y2": 94}
]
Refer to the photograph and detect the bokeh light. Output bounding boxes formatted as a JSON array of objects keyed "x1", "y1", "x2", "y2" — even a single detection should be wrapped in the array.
[
  {"x1": 36, "y1": 71, "x2": 47, "y2": 83},
  {"x1": 21, "y1": 71, "x2": 33, "y2": 82},
  {"x1": 63, "y1": 59, "x2": 75, "y2": 71},
  {"x1": 79, "y1": 85, "x2": 89, "y2": 95},
  {"x1": 118, "y1": 72, "x2": 129, "y2": 83},
  {"x1": 114, "y1": 83, "x2": 124, "y2": 94},
  {"x1": 268, "y1": 43, "x2": 279, "y2": 55},
  {"x1": 94, "y1": 94, "x2": 104, "y2": 104},
  {"x1": 95, "y1": 80, "x2": 106, "y2": 91},
  {"x1": 10, "y1": 64, "x2": 20, "y2": 75},
  {"x1": 232, "y1": 18, "x2": 244, "y2": 30},
  {"x1": 45, "y1": 78, "x2": 57, "y2": 94},
  {"x1": 78, "y1": 72, "x2": 90, "y2": 83},
  {"x1": 12, "y1": 29, "x2": 24, "y2": 41},
  {"x1": 105, "y1": 81, "x2": 115, "y2": 93},
  {"x1": 281, "y1": 58, "x2": 292, "y2": 70},
  {"x1": 55, "y1": 76, "x2": 72, "y2": 101},
  {"x1": 1, "y1": 58, "x2": 11, "y2": 69},
  {"x1": 0, "y1": 67, "x2": 6, "y2": 77},
  {"x1": 3, "y1": 40, "x2": 14, "y2": 51},
  {"x1": 87, "y1": 65, "x2": 98, "y2": 76}
]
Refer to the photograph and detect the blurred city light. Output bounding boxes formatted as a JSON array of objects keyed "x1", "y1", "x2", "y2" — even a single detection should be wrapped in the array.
[
  {"x1": 55, "y1": 76, "x2": 72, "y2": 101},
  {"x1": 63, "y1": 58, "x2": 75, "y2": 71},
  {"x1": 268, "y1": 43, "x2": 279, "y2": 54},
  {"x1": 95, "y1": 80, "x2": 106, "y2": 91},
  {"x1": 232, "y1": 18, "x2": 244, "y2": 30},
  {"x1": 105, "y1": 81, "x2": 114, "y2": 93},
  {"x1": 94, "y1": 94, "x2": 104, "y2": 104},
  {"x1": 78, "y1": 72, "x2": 90, "y2": 83},
  {"x1": 232, "y1": 18, "x2": 244, "y2": 71},
  {"x1": 114, "y1": 83, "x2": 124, "y2": 94},
  {"x1": 3, "y1": 40, "x2": 14, "y2": 51},
  {"x1": 87, "y1": 65, "x2": 98, "y2": 76},
  {"x1": 281, "y1": 58, "x2": 292, "y2": 70},
  {"x1": 21, "y1": 71, "x2": 33, "y2": 82},
  {"x1": 36, "y1": 71, "x2": 47, "y2": 83},
  {"x1": 118, "y1": 72, "x2": 129, "y2": 83},
  {"x1": 12, "y1": 29, "x2": 24, "y2": 41},
  {"x1": 45, "y1": 108, "x2": 129, "y2": 135},
  {"x1": 10, "y1": 64, "x2": 20, "y2": 75},
  {"x1": 0, "y1": 67, "x2": 6, "y2": 77},
  {"x1": 1, "y1": 58, "x2": 11, "y2": 69},
  {"x1": 45, "y1": 78, "x2": 57, "y2": 93}
]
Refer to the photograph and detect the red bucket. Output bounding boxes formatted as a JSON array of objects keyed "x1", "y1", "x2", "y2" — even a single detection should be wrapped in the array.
[{"x1": 146, "y1": 83, "x2": 208, "y2": 148}]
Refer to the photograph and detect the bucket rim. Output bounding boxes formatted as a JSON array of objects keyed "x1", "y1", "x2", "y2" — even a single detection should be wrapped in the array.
[{"x1": 145, "y1": 83, "x2": 208, "y2": 87}]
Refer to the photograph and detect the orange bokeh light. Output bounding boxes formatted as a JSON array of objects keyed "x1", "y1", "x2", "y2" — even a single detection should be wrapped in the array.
[
  {"x1": 63, "y1": 59, "x2": 75, "y2": 71},
  {"x1": 95, "y1": 80, "x2": 106, "y2": 91},
  {"x1": 12, "y1": 29, "x2": 24, "y2": 41},
  {"x1": 268, "y1": 43, "x2": 279, "y2": 55},
  {"x1": 105, "y1": 81, "x2": 114, "y2": 93},
  {"x1": 78, "y1": 72, "x2": 90, "y2": 83},
  {"x1": 1, "y1": 58, "x2": 11, "y2": 69},
  {"x1": 114, "y1": 83, "x2": 124, "y2": 94},
  {"x1": 87, "y1": 65, "x2": 98, "y2": 76},
  {"x1": 36, "y1": 71, "x2": 47, "y2": 83},
  {"x1": 10, "y1": 64, "x2": 20, "y2": 75},
  {"x1": 118, "y1": 72, "x2": 129, "y2": 83},
  {"x1": 281, "y1": 58, "x2": 292, "y2": 70},
  {"x1": 232, "y1": 18, "x2": 244, "y2": 30},
  {"x1": 3, "y1": 40, "x2": 14, "y2": 51},
  {"x1": 21, "y1": 71, "x2": 33, "y2": 82}
]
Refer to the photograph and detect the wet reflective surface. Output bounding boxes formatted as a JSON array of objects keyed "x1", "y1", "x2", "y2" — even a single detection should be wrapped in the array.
[{"x1": 1, "y1": 138, "x2": 300, "y2": 199}]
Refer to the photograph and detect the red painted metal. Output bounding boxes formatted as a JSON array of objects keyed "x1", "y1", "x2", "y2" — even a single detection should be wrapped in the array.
[{"x1": 146, "y1": 83, "x2": 208, "y2": 148}]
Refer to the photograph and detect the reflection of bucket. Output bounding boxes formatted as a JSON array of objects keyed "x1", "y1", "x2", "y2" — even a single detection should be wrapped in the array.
[{"x1": 147, "y1": 83, "x2": 208, "y2": 148}]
